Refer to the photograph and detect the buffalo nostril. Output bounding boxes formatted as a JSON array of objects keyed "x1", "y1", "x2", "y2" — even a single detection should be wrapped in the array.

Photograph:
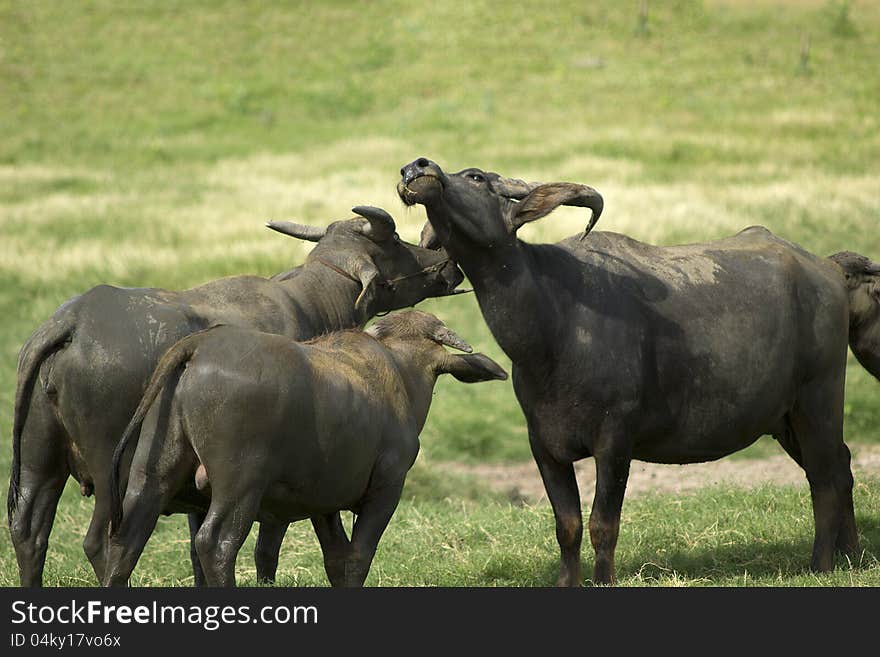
[
  {"x1": 416, "y1": 157, "x2": 430, "y2": 168},
  {"x1": 400, "y1": 168, "x2": 405, "y2": 176}
]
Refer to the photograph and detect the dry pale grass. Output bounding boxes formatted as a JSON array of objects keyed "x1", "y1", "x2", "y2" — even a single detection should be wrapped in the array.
[
  {"x1": 706, "y1": 0, "x2": 848, "y2": 9},
  {"x1": 512, "y1": 172, "x2": 879, "y2": 248},
  {"x1": 3, "y1": 136, "x2": 878, "y2": 285},
  {"x1": 0, "y1": 164, "x2": 107, "y2": 184}
]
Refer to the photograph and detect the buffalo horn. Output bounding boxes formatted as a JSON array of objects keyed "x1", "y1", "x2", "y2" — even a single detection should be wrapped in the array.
[
  {"x1": 353, "y1": 206, "x2": 396, "y2": 241},
  {"x1": 432, "y1": 326, "x2": 473, "y2": 353},
  {"x1": 266, "y1": 221, "x2": 326, "y2": 242}
]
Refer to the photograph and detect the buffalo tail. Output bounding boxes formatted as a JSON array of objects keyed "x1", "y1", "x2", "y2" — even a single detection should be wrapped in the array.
[
  {"x1": 7, "y1": 318, "x2": 73, "y2": 523},
  {"x1": 108, "y1": 330, "x2": 206, "y2": 534}
]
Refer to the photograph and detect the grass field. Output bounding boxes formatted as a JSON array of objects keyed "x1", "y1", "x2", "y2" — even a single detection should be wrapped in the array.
[{"x1": 1, "y1": 0, "x2": 879, "y2": 586}]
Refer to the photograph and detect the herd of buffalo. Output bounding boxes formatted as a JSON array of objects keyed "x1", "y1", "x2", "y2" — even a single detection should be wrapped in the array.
[{"x1": 7, "y1": 158, "x2": 880, "y2": 586}]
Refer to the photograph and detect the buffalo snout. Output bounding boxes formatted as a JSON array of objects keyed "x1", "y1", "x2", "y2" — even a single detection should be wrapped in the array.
[{"x1": 400, "y1": 157, "x2": 434, "y2": 184}]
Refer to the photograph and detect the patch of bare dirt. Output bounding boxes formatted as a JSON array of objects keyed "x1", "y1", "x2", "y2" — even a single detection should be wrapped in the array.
[{"x1": 437, "y1": 445, "x2": 880, "y2": 505}]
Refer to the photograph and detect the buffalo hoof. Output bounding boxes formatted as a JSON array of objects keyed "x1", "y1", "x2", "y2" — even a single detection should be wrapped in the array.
[{"x1": 555, "y1": 573, "x2": 582, "y2": 587}]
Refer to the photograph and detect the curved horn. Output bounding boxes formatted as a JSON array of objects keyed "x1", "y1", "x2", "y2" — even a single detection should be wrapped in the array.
[
  {"x1": 432, "y1": 325, "x2": 473, "y2": 353},
  {"x1": 570, "y1": 185, "x2": 604, "y2": 240},
  {"x1": 352, "y1": 206, "x2": 396, "y2": 241},
  {"x1": 508, "y1": 183, "x2": 603, "y2": 239},
  {"x1": 266, "y1": 220, "x2": 326, "y2": 242}
]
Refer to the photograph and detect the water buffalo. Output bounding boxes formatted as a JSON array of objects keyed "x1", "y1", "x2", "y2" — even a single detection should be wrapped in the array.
[
  {"x1": 102, "y1": 311, "x2": 507, "y2": 586},
  {"x1": 399, "y1": 157, "x2": 871, "y2": 585},
  {"x1": 8, "y1": 206, "x2": 465, "y2": 587}
]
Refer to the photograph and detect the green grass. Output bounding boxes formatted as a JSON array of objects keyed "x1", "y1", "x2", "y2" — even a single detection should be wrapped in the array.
[
  {"x1": 1, "y1": 0, "x2": 879, "y2": 586},
  {"x1": 2, "y1": 474, "x2": 878, "y2": 587}
]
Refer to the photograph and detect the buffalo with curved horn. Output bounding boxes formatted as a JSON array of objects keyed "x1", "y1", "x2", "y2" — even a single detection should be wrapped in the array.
[{"x1": 400, "y1": 157, "x2": 863, "y2": 586}]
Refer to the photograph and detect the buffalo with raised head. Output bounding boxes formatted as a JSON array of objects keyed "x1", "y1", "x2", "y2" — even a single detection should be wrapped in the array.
[
  {"x1": 8, "y1": 206, "x2": 465, "y2": 587},
  {"x1": 102, "y1": 310, "x2": 507, "y2": 587},
  {"x1": 400, "y1": 157, "x2": 872, "y2": 586}
]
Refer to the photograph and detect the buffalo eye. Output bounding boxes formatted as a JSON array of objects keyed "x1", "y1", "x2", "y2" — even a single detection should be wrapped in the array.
[{"x1": 468, "y1": 173, "x2": 486, "y2": 183}]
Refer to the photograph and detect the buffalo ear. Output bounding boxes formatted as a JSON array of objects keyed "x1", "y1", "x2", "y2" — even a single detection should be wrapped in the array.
[
  {"x1": 440, "y1": 353, "x2": 508, "y2": 383},
  {"x1": 353, "y1": 259, "x2": 380, "y2": 309},
  {"x1": 506, "y1": 183, "x2": 604, "y2": 238},
  {"x1": 420, "y1": 221, "x2": 441, "y2": 249},
  {"x1": 311, "y1": 252, "x2": 381, "y2": 310}
]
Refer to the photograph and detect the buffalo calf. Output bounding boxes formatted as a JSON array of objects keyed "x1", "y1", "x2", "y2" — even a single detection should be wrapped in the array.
[{"x1": 103, "y1": 311, "x2": 506, "y2": 587}]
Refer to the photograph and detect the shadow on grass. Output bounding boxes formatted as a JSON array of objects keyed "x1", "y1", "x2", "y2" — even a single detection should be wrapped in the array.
[
  {"x1": 491, "y1": 515, "x2": 880, "y2": 587},
  {"x1": 618, "y1": 513, "x2": 880, "y2": 585}
]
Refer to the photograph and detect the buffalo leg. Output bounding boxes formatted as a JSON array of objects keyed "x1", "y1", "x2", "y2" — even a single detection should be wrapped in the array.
[
  {"x1": 588, "y1": 446, "x2": 631, "y2": 586},
  {"x1": 8, "y1": 394, "x2": 69, "y2": 587},
  {"x1": 791, "y1": 377, "x2": 858, "y2": 572},
  {"x1": 187, "y1": 512, "x2": 207, "y2": 587},
  {"x1": 311, "y1": 512, "x2": 350, "y2": 586},
  {"x1": 530, "y1": 435, "x2": 582, "y2": 587},
  {"x1": 82, "y1": 492, "x2": 113, "y2": 583},
  {"x1": 82, "y1": 450, "x2": 121, "y2": 583},
  {"x1": 832, "y1": 443, "x2": 859, "y2": 557},
  {"x1": 804, "y1": 477, "x2": 840, "y2": 572},
  {"x1": 254, "y1": 520, "x2": 290, "y2": 584},
  {"x1": 194, "y1": 493, "x2": 263, "y2": 587},
  {"x1": 9, "y1": 466, "x2": 68, "y2": 587},
  {"x1": 775, "y1": 418, "x2": 857, "y2": 557},
  {"x1": 103, "y1": 461, "x2": 195, "y2": 586},
  {"x1": 343, "y1": 481, "x2": 405, "y2": 587},
  {"x1": 103, "y1": 423, "x2": 197, "y2": 586}
]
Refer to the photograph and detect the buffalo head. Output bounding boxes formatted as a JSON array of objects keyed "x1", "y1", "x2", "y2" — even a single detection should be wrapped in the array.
[
  {"x1": 829, "y1": 250, "x2": 880, "y2": 331},
  {"x1": 366, "y1": 310, "x2": 508, "y2": 383},
  {"x1": 267, "y1": 206, "x2": 465, "y2": 311},
  {"x1": 397, "y1": 158, "x2": 602, "y2": 251}
]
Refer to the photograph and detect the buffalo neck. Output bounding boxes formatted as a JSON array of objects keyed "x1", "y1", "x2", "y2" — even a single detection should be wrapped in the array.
[
  {"x1": 276, "y1": 264, "x2": 368, "y2": 333},
  {"x1": 386, "y1": 347, "x2": 439, "y2": 434},
  {"x1": 431, "y1": 226, "x2": 555, "y2": 368}
]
